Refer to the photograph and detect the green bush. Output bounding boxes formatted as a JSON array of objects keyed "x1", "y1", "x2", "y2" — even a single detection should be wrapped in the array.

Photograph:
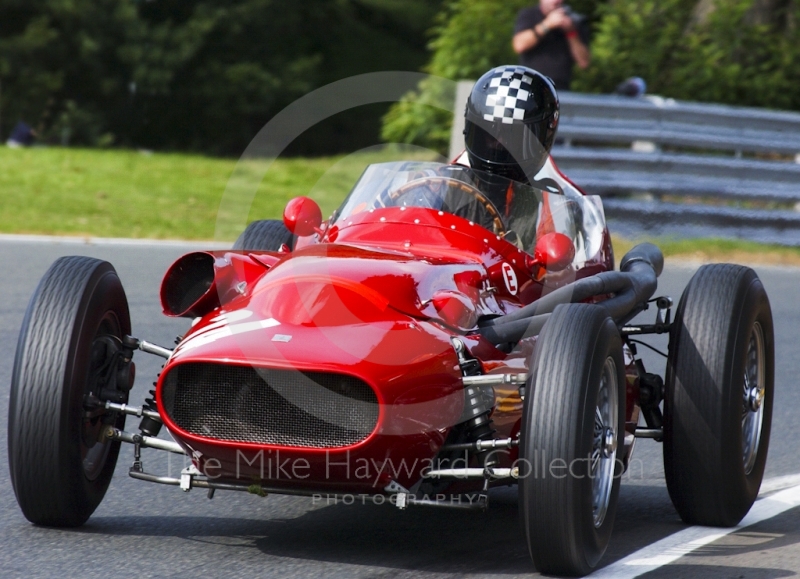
[
  {"x1": 574, "y1": 0, "x2": 800, "y2": 111},
  {"x1": 45, "y1": 100, "x2": 114, "y2": 147},
  {"x1": 669, "y1": 0, "x2": 800, "y2": 110},
  {"x1": 380, "y1": 78, "x2": 455, "y2": 152},
  {"x1": 381, "y1": 0, "x2": 530, "y2": 154},
  {"x1": 571, "y1": 0, "x2": 697, "y2": 94}
]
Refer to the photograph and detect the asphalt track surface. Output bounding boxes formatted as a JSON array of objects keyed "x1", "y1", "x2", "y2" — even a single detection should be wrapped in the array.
[{"x1": 1, "y1": 238, "x2": 799, "y2": 578}]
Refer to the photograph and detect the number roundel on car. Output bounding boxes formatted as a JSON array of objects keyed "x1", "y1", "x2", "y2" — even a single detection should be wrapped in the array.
[{"x1": 501, "y1": 262, "x2": 518, "y2": 295}]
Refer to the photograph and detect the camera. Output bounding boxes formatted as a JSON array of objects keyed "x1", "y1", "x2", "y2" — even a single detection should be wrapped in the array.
[{"x1": 561, "y1": 5, "x2": 585, "y2": 25}]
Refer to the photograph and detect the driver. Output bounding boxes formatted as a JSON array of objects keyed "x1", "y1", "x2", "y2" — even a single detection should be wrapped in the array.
[
  {"x1": 457, "y1": 65, "x2": 565, "y2": 247},
  {"x1": 462, "y1": 65, "x2": 561, "y2": 190}
]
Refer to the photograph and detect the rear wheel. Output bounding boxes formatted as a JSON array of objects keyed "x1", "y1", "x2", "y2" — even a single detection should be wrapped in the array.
[
  {"x1": 8, "y1": 256, "x2": 132, "y2": 526},
  {"x1": 233, "y1": 219, "x2": 294, "y2": 251},
  {"x1": 519, "y1": 303, "x2": 626, "y2": 576},
  {"x1": 664, "y1": 264, "x2": 774, "y2": 526}
]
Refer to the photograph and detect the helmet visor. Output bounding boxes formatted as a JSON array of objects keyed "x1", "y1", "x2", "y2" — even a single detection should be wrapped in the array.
[{"x1": 464, "y1": 119, "x2": 546, "y2": 168}]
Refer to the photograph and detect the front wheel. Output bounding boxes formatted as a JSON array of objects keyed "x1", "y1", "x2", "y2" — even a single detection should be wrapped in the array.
[
  {"x1": 8, "y1": 256, "x2": 132, "y2": 526},
  {"x1": 233, "y1": 219, "x2": 294, "y2": 252},
  {"x1": 519, "y1": 303, "x2": 626, "y2": 576},
  {"x1": 664, "y1": 264, "x2": 774, "y2": 526}
]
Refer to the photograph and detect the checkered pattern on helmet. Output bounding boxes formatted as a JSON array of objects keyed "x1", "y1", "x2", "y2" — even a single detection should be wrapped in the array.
[{"x1": 482, "y1": 67, "x2": 534, "y2": 125}]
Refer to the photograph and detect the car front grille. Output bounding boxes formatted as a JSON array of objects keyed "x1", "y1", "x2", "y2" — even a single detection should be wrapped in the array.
[{"x1": 161, "y1": 363, "x2": 379, "y2": 448}]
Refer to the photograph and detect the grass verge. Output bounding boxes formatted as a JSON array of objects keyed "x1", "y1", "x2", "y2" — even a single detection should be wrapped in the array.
[
  {"x1": 612, "y1": 236, "x2": 800, "y2": 267},
  {"x1": 2, "y1": 145, "x2": 799, "y2": 265},
  {"x1": 0, "y1": 145, "x2": 440, "y2": 241}
]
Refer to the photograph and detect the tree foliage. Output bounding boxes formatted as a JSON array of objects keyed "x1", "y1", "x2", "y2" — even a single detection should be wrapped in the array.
[
  {"x1": 382, "y1": 0, "x2": 800, "y2": 154},
  {"x1": 381, "y1": 0, "x2": 607, "y2": 153},
  {"x1": 572, "y1": 0, "x2": 800, "y2": 112},
  {"x1": 5, "y1": 0, "x2": 796, "y2": 156},
  {"x1": 668, "y1": 0, "x2": 800, "y2": 110},
  {"x1": 571, "y1": 0, "x2": 698, "y2": 94},
  {"x1": 0, "y1": 0, "x2": 443, "y2": 154}
]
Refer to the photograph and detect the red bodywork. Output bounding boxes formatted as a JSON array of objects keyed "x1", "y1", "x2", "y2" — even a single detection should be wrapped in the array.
[{"x1": 154, "y1": 160, "x2": 638, "y2": 496}]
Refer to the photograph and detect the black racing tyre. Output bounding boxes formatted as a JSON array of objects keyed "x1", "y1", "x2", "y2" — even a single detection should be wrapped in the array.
[
  {"x1": 8, "y1": 256, "x2": 132, "y2": 526},
  {"x1": 233, "y1": 219, "x2": 294, "y2": 251},
  {"x1": 519, "y1": 303, "x2": 626, "y2": 576},
  {"x1": 664, "y1": 264, "x2": 774, "y2": 527}
]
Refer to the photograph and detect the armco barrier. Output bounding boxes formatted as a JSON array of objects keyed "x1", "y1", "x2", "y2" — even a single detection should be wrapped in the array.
[{"x1": 450, "y1": 81, "x2": 800, "y2": 244}]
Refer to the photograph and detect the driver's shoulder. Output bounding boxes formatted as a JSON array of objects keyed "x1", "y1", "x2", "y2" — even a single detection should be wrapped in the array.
[{"x1": 533, "y1": 156, "x2": 585, "y2": 198}]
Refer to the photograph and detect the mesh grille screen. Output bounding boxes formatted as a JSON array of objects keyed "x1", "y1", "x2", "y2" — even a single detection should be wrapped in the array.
[{"x1": 162, "y1": 363, "x2": 378, "y2": 448}]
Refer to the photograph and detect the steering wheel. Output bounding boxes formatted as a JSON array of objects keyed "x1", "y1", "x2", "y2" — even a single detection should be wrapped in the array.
[{"x1": 388, "y1": 176, "x2": 507, "y2": 236}]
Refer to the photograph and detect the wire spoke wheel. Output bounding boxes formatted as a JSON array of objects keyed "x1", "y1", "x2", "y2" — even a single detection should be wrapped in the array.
[
  {"x1": 664, "y1": 263, "x2": 774, "y2": 527},
  {"x1": 519, "y1": 304, "x2": 625, "y2": 576},
  {"x1": 742, "y1": 322, "x2": 766, "y2": 475},
  {"x1": 592, "y1": 357, "x2": 618, "y2": 529}
]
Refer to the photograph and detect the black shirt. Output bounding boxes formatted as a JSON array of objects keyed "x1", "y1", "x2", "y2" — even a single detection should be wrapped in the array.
[{"x1": 514, "y1": 6, "x2": 589, "y2": 90}]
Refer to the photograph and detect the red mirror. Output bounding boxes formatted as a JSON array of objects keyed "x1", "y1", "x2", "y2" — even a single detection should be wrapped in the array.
[
  {"x1": 531, "y1": 232, "x2": 575, "y2": 272},
  {"x1": 283, "y1": 196, "x2": 323, "y2": 237}
]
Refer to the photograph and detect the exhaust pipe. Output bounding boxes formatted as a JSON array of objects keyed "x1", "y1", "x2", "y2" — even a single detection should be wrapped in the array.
[{"x1": 477, "y1": 243, "x2": 663, "y2": 343}]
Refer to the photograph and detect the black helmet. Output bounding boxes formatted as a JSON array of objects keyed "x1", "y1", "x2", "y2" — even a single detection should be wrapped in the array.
[{"x1": 464, "y1": 66, "x2": 559, "y2": 184}]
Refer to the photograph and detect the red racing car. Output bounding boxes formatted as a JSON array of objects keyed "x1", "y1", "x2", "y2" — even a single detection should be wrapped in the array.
[{"x1": 8, "y1": 157, "x2": 774, "y2": 576}]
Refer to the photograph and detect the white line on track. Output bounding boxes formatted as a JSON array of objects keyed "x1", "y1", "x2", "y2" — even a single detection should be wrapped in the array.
[{"x1": 592, "y1": 478, "x2": 800, "y2": 578}]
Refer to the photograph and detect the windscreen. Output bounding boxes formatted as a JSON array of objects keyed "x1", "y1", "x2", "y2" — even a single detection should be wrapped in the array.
[{"x1": 332, "y1": 162, "x2": 606, "y2": 265}]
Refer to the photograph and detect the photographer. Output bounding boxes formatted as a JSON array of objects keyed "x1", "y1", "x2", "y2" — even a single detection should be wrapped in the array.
[{"x1": 512, "y1": 0, "x2": 590, "y2": 91}]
